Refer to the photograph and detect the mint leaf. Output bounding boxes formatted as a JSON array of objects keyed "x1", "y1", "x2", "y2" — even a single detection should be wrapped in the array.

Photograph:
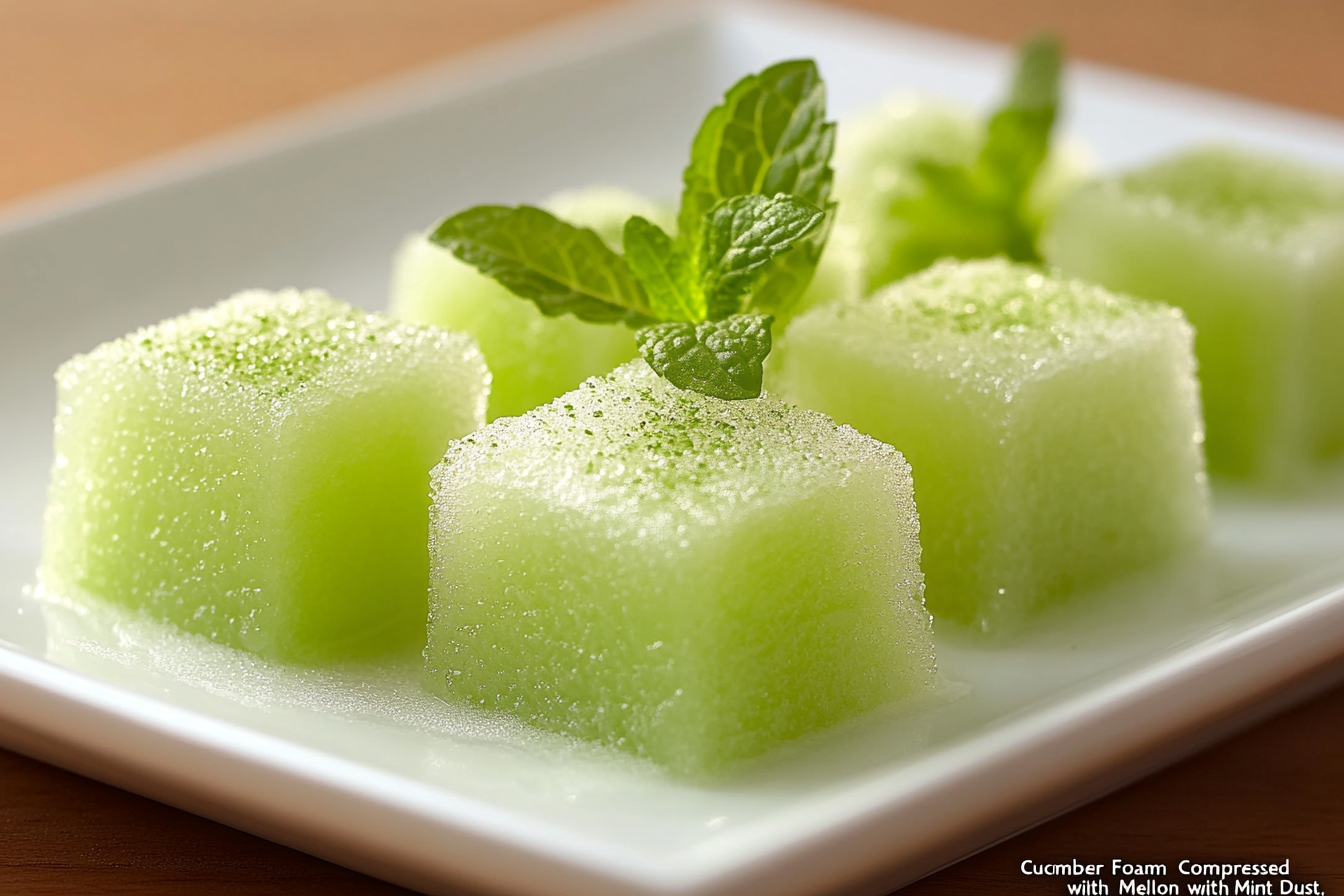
[
  {"x1": 742, "y1": 209, "x2": 834, "y2": 316},
  {"x1": 425, "y1": 60, "x2": 840, "y2": 401},
  {"x1": 679, "y1": 59, "x2": 834, "y2": 240},
  {"x1": 891, "y1": 33, "x2": 1061, "y2": 269},
  {"x1": 677, "y1": 59, "x2": 836, "y2": 319},
  {"x1": 635, "y1": 314, "x2": 773, "y2": 400},
  {"x1": 977, "y1": 32, "x2": 1060, "y2": 217},
  {"x1": 697, "y1": 194, "x2": 825, "y2": 320},
  {"x1": 622, "y1": 216, "x2": 698, "y2": 322},
  {"x1": 1007, "y1": 31, "x2": 1062, "y2": 114},
  {"x1": 430, "y1": 205, "x2": 651, "y2": 325}
]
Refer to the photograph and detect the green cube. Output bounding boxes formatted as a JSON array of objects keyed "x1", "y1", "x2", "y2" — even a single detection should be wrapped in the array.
[
  {"x1": 426, "y1": 362, "x2": 934, "y2": 776},
  {"x1": 769, "y1": 260, "x2": 1208, "y2": 634},
  {"x1": 390, "y1": 186, "x2": 672, "y2": 420},
  {"x1": 1045, "y1": 146, "x2": 1344, "y2": 484},
  {"x1": 41, "y1": 289, "x2": 487, "y2": 663}
]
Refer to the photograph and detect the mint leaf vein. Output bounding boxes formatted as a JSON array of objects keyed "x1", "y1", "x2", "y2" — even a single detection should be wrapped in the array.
[
  {"x1": 698, "y1": 194, "x2": 826, "y2": 320},
  {"x1": 679, "y1": 59, "x2": 835, "y2": 247},
  {"x1": 622, "y1": 216, "x2": 699, "y2": 322},
  {"x1": 430, "y1": 205, "x2": 650, "y2": 324},
  {"x1": 635, "y1": 314, "x2": 774, "y2": 400}
]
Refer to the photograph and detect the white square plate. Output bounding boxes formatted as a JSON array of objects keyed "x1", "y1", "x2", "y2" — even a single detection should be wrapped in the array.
[{"x1": 4, "y1": 3, "x2": 1344, "y2": 895}]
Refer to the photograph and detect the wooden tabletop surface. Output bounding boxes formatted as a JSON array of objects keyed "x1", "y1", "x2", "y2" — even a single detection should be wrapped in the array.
[{"x1": 2, "y1": 2, "x2": 1342, "y2": 894}]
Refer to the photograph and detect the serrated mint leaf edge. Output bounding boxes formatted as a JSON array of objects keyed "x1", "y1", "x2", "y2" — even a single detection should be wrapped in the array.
[
  {"x1": 634, "y1": 313, "x2": 774, "y2": 401},
  {"x1": 696, "y1": 194, "x2": 826, "y2": 321},
  {"x1": 622, "y1": 216, "x2": 700, "y2": 323},
  {"x1": 677, "y1": 59, "x2": 833, "y2": 249},
  {"x1": 429, "y1": 204, "x2": 650, "y2": 325}
]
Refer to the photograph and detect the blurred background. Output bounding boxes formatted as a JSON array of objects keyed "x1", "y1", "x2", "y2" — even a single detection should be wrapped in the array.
[
  {"x1": 3, "y1": 0, "x2": 1342, "y2": 207},
  {"x1": 1, "y1": 1, "x2": 1341, "y2": 895}
]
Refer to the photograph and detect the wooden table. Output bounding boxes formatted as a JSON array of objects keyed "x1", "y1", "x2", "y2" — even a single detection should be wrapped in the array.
[{"x1": 2, "y1": 2, "x2": 1342, "y2": 893}]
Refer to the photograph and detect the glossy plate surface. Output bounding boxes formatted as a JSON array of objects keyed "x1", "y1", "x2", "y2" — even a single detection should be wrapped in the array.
[{"x1": 4, "y1": 3, "x2": 1344, "y2": 895}]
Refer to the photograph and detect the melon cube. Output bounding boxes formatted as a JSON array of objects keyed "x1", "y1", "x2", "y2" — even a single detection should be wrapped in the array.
[
  {"x1": 41, "y1": 289, "x2": 487, "y2": 663},
  {"x1": 769, "y1": 260, "x2": 1208, "y2": 634},
  {"x1": 1045, "y1": 146, "x2": 1344, "y2": 484},
  {"x1": 426, "y1": 362, "x2": 934, "y2": 776},
  {"x1": 390, "y1": 186, "x2": 672, "y2": 420}
]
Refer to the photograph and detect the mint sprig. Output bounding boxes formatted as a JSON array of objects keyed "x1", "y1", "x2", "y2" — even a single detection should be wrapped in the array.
[
  {"x1": 628, "y1": 194, "x2": 821, "y2": 396},
  {"x1": 427, "y1": 58, "x2": 835, "y2": 401},
  {"x1": 635, "y1": 315, "x2": 774, "y2": 402},
  {"x1": 679, "y1": 59, "x2": 836, "y2": 318},
  {"x1": 891, "y1": 33, "x2": 1061, "y2": 270}
]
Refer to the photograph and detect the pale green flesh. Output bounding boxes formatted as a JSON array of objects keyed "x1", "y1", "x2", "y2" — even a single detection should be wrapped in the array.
[
  {"x1": 390, "y1": 186, "x2": 672, "y2": 420},
  {"x1": 427, "y1": 362, "x2": 934, "y2": 776},
  {"x1": 770, "y1": 260, "x2": 1209, "y2": 634},
  {"x1": 1046, "y1": 146, "x2": 1344, "y2": 485},
  {"x1": 41, "y1": 290, "x2": 488, "y2": 663}
]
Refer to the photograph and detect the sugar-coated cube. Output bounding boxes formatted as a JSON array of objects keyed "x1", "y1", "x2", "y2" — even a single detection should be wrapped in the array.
[
  {"x1": 769, "y1": 260, "x2": 1208, "y2": 634},
  {"x1": 41, "y1": 289, "x2": 488, "y2": 663},
  {"x1": 390, "y1": 186, "x2": 672, "y2": 420},
  {"x1": 426, "y1": 361, "x2": 934, "y2": 776},
  {"x1": 1046, "y1": 146, "x2": 1344, "y2": 484}
]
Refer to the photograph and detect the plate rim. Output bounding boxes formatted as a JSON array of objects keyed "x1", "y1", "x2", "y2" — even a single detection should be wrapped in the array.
[{"x1": 6, "y1": 572, "x2": 1344, "y2": 896}]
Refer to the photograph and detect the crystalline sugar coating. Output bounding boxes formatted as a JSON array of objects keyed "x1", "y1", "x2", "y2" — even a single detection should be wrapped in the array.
[
  {"x1": 391, "y1": 186, "x2": 672, "y2": 420},
  {"x1": 1046, "y1": 146, "x2": 1344, "y2": 484},
  {"x1": 426, "y1": 361, "x2": 934, "y2": 776},
  {"x1": 41, "y1": 289, "x2": 488, "y2": 662},
  {"x1": 769, "y1": 259, "x2": 1209, "y2": 634}
]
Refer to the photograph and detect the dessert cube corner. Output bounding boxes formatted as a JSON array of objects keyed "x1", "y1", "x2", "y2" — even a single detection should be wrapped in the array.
[
  {"x1": 770, "y1": 259, "x2": 1209, "y2": 633},
  {"x1": 426, "y1": 361, "x2": 934, "y2": 776},
  {"x1": 41, "y1": 288, "x2": 488, "y2": 662},
  {"x1": 1046, "y1": 146, "x2": 1344, "y2": 484}
]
